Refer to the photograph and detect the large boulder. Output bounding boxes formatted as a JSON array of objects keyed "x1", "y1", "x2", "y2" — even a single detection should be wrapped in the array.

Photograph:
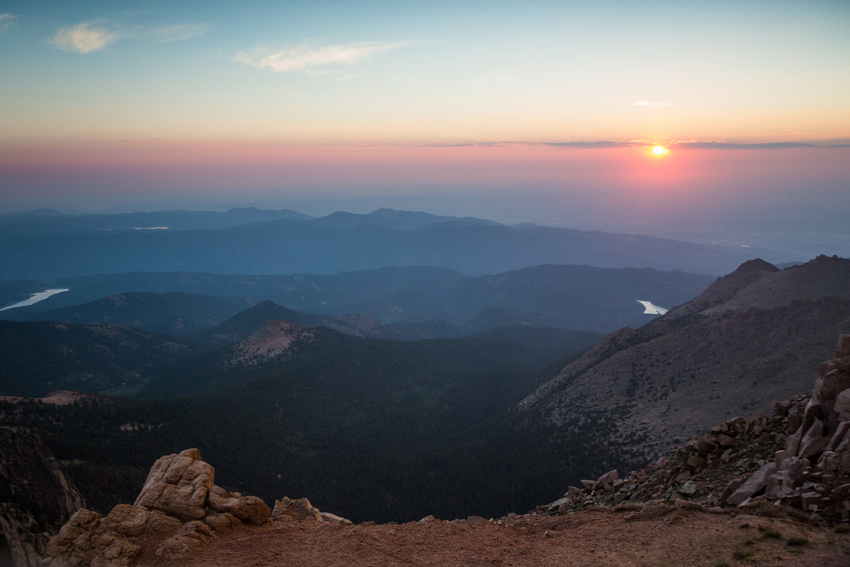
[
  {"x1": 207, "y1": 485, "x2": 270, "y2": 525},
  {"x1": 134, "y1": 449, "x2": 214, "y2": 521},
  {"x1": 45, "y1": 509, "x2": 141, "y2": 567},
  {"x1": 46, "y1": 449, "x2": 274, "y2": 567},
  {"x1": 725, "y1": 462, "x2": 777, "y2": 506}
]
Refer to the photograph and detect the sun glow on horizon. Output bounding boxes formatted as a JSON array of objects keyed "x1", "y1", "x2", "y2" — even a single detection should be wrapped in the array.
[{"x1": 652, "y1": 145, "x2": 669, "y2": 156}]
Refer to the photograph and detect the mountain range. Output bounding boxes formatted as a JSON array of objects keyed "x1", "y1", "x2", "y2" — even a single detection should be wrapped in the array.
[
  {"x1": 0, "y1": 208, "x2": 798, "y2": 281},
  {"x1": 2, "y1": 264, "x2": 715, "y2": 336}
]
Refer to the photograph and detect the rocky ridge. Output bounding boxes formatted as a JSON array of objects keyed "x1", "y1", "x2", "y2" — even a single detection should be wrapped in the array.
[
  {"x1": 519, "y1": 255, "x2": 850, "y2": 469},
  {"x1": 538, "y1": 334, "x2": 850, "y2": 525},
  {"x1": 43, "y1": 449, "x2": 349, "y2": 567}
]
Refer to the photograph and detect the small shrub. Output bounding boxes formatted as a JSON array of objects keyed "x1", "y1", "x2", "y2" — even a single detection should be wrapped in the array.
[
  {"x1": 786, "y1": 536, "x2": 809, "y2": 546},
  {"x1": 714, "y1": 561, "x2": 731, "y2": 567},
  {"x1": 732, "y1": 549, "x2": 754, "y2": 560},
  {"x1": 833, "y1": 525, "x2": 850, "y2": 534},
  {"x1": 762, "y1": 529, "x2": 782, "y2": 539}
]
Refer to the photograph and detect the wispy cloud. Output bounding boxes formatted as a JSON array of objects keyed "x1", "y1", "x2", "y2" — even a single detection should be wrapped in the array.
[
  {"x1": 135, "y1": 23, "x2": 214, "y2": 44},
  {"x1": 235, "y1": 41, "x2": 408, "y2": 73},
  {"x1": 418, "y1": 140, "x2": 850, "y2": 150},
  {"x1": 671, "y1": 141, "x2": 850, "y2": 149},
  {"x1": 630, "y1": 101, "x2": 671, "y2": 108},
  {"x1": 0, "y1": 13, "x2": 19, "y2": 34},
  {"x1": 51, "y1": 20, "x2": 212, "y2": 54},
  {"x1": 51, "y1": 21, "x2": 118, "y2": 54}
]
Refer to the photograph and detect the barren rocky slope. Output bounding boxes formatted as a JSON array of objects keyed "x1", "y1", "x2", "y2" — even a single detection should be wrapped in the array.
[{"x1": 519, "y1": 255, "x2": 850, "y2": 469}]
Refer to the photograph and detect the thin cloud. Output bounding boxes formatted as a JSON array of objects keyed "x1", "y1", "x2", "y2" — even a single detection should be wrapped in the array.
[
  {"x1": 235, "y1": 41, "x2": 408, "y2": 73},
  {"x1": 672, "y1": 141, "x2": 850, "y2": 149},
  {"x1": 443, "y1": 140, "x2": 850, "y2": 150},
  {"x1": 630, "y1": 101, "x2": 671, "y2": 108},
  {"x1": 135, "y1": 23, "x2": 214, "y2": 44},
  {"x1": 51, "y1": 21, "x2": 118, "y2": 54},
  {"x1": 51, "y1": 20, "x2": 212, "y2": 54},
  {"x1": 0, "y1": 13, "x2": 19, "y2": 34}
]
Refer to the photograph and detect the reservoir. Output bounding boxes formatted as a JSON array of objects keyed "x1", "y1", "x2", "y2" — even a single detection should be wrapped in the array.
[
  {"x1": 0, "y1": 289, "x2": 70, "y2": 311},
  {"x1": 637, "y1": 300, "x2": 668, "y2": 315}
]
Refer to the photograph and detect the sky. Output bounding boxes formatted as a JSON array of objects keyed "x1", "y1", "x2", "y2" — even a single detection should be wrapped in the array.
[{"x1": 1, "y1": 0, "x2": 849, "y2": 256}]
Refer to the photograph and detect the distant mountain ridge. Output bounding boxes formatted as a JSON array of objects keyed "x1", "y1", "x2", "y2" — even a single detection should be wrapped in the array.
[
  {"x1": 3, "y1": 264, "x2": 715, "y2": 336},
  {"x1": 0, "y1": 207, "x2": 799, "y2": 280},
  {"x1": 518, "y1": 255, "x2": 850, "y2": 471},
  {"x1": 0, "y1": 207, "x2": 312, "y2": 241},
  {"x1": 0, "y1": 292, "x2": 256, "y2": 336}
]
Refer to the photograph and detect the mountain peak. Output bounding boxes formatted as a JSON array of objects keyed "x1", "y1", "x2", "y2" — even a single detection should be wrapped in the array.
[{"x1": 664, "y1": 258, "x2": 778, "y2": 321}]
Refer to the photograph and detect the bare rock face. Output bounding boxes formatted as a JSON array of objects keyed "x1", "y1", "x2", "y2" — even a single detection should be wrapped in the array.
[
  {"x1": 134, "y1": 449, "x2": 214, "y2": 521},
  {"x1": 539, "y1": 335, "x2": 850, "y2": 525},
  {"x1": 0, "y1": 428, "x2": 85, "y2": 567},
  {"x1": 45, "y1": 449, "x2": 276, "y2": 567}
]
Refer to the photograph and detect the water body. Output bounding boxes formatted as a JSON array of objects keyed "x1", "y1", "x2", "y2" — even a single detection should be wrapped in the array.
[
  {"x1": 637, "y1": 300, "x2": 668, "y2": 315},
  {"x1": 0, "y1": 289, "x2": 69, "y2": 311}
]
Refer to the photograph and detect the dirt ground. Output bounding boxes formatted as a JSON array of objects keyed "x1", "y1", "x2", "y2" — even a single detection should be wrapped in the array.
[{"x1": 158, "y1": 508, "x2": 850, "y2": 567}]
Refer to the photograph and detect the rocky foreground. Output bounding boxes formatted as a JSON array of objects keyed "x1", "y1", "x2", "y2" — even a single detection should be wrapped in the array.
[{"x1": 36, "y1": 335, "x2": 850, "y2": 566}]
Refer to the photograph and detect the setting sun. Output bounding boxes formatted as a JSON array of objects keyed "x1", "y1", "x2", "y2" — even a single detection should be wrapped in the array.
[{"x1": 652, "y1": 146, "x2": 670, "y2": 156}]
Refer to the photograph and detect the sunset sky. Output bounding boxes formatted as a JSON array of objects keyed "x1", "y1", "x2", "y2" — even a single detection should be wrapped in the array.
[{"x1": 1, "y1": 1, "x2": 848, "y2": 255}]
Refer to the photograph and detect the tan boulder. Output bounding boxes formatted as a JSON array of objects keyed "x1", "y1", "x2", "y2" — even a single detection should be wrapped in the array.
[
  {"x1": 134, "y1": 448, "x2": 214, "y2": 521},
  {"x1": 102, "y1": 504, "x2": 151, "y2": 537},
  {"x1": 45, "y1": 508, "x2": 101, "y2": 559},
  {"x1": 272, "y1": 497, "x2": 322, "y2": 522},
  {"x1": 155, "y1": 520, "x2": 214, "y2": 560},
  {"x1": 146, "y1": 510, "x2": 182, "y2": 534},
  {"x1": 204, "y1": 512, "x2": 242, "y2": 532},
  {"x1": 207, "y1": 485, "x2": 270, "y2": 525},
  {"x1": 45, "y1": 509, "x2": 141, "y2": 567}
]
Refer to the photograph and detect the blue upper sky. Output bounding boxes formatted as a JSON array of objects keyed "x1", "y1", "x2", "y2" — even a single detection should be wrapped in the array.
[{"x1": 2, "y1": 0, "x2": 848, "y2": 143}]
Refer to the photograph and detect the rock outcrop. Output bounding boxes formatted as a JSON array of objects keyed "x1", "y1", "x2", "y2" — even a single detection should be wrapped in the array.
[
  {"x1": 133, "y1": 448, "x2": 214, "y2": 521},
  {"x1": 539, "y1": 334, "x2": 850, "y2": 525},
  {"x1": 44, "y1": 448, "x2": 348, "y2": 567},
  {"x1": 0, "y1": 428, "x2": 85, "y2": 567}
]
